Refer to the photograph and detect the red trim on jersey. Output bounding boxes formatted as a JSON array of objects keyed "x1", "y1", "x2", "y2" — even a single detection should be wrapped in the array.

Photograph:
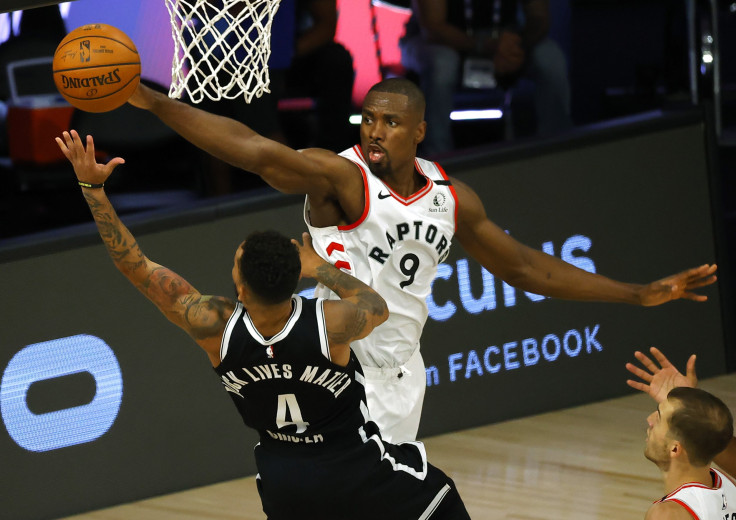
[
  {"x1": 326, "y1": 242, "x2": 345, "y2": 256},
  {"x1": 338, "y1": 146, "x2": 371, "y2": 231},
  {"x1": 664, "y1": 498, "x2": 699, "y2": 520},
  {"x1": 664, "y1": 470, "x2": 722, "y2": 499},
  {"x1": 379, "y1": 161, "x2": 433, "y2": 206},
  {"x1": 334, "y1": 260, "x2": 351, "y2": 271},
  {"x1": 434, "y1": 160, "x2": 458, "y2": 232}
]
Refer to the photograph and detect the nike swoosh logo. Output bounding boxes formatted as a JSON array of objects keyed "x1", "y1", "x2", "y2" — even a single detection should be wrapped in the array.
[{"x1": 378, "y1": 191, "x2": 391, "y2": 199}]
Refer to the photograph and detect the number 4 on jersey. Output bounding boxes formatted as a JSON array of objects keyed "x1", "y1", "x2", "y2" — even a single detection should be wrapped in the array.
[{"x1": 276, "y1": 393, "x2": 310, "y2": 433}]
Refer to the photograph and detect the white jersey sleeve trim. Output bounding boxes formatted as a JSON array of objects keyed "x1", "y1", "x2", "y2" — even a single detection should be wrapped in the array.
[
  {"x1": 315, "y1": 298, "x2": 331, "y2": 361},
  {"x1": 418, "y1": 484, "x2": 451, "y2": 520},
  {"x1": 220, "y1": 302, "x2": 244, "y2": 361}
]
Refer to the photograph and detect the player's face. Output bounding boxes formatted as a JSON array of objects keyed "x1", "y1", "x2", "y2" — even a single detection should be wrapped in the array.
[
  {"x1": 360, "y1": 91, "x2": 425, "y2": 178},
  {"x1": 644, "y1": 398, "x2": 676, "y2": 467}
]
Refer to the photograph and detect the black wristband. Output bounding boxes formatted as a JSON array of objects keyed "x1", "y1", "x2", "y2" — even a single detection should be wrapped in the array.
[{"x1": 78, "y1": 181, "x2": 104, "y2": 189}]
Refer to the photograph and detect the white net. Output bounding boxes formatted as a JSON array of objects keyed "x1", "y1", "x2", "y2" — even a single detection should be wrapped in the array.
[{"x1": 165, "y1": 0, "x2": 281, "y2": 104}]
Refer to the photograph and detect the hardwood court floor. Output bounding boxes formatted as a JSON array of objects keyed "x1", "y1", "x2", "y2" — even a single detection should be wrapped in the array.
[{"x1": 63, "y1": 373, "x2": 736, "y2": 520}]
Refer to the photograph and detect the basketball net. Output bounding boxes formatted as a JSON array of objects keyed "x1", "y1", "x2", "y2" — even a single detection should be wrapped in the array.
[{"x1": 165, "y1": 0, "x2": 281, "y2": 103}]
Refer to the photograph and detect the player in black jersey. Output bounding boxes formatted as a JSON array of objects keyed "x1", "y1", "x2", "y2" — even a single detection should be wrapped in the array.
[{"x1": 56, "y1": 129, "x2": 471, "y2": 519}]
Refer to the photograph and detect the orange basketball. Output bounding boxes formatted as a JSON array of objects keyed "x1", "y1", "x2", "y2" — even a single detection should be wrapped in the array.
[{"x1": 53, "y1": 24, "x2": 141, "y2": 113}]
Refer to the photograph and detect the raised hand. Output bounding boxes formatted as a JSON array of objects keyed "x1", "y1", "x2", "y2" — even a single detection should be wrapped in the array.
[
  {"x1": 55, "y1": 130, "x2": 125, "y2": 186},
  {"x1": 637, "y1": 264, "x2": 717, "y2": 306},
  {"x1": 625, "y1": 347, "x2": 697, "y2": 403}
]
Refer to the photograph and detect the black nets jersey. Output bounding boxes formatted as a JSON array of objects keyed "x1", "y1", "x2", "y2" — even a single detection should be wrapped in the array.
[
  {"x1": 214, "y1": 296, "x2": 469, "y2": 520},
  {"x1": 215, "y1": 296, "x2": 370, "y2": 451}
]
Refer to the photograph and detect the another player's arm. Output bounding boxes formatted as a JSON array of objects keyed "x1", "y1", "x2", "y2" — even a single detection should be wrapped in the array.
[
  {"x1": 294, "y1": 233, "x2": 389, "y2": 366},
  {"x1": 56, "y1": 131, "x2": 231, "y2": 366},
  {"x1": 452, "y1": 177, "x2": 717, "y2": 305},
  {"x1": 126, "y1": 84, "x2": 359, "y2": 199}
]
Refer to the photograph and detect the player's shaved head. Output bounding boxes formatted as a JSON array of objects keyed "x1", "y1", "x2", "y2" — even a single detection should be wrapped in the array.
[{"x1": 367, "y1": 78, "x2": 426, "y2": 120}]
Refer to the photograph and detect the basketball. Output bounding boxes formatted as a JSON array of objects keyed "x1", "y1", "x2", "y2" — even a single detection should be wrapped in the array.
[{"x1": 53, "y1": 24, "x2": 141, "y2": 113}]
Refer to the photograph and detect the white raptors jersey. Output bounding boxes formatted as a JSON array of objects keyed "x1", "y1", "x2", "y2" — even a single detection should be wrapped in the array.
[
  {"x1": 656, "y1": 468, "x2": 736, "y2": 519},
  {"x1": 304, "y1": 145, "x2": 457, "y2": 368}
]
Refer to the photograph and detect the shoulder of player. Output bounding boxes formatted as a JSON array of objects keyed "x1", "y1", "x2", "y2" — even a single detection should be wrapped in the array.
[
  {"x1": 446, "y1": 175, "x2": 473, "y2": 195},
  {"x1": 187, "y1": 296, "x2": 237, "y2": 367},
  {"x1": 645, "y1": 499, "x2": 697, "y2": 520},
  {"x1": 298, "y1": 147, "x2": 363, "y2": 185},
  {"x1": 447, "y1": 175, "x2": 486, "y2": 222},
  {"x1": 298, "y1": 148, "x2": 365, "y2": 213}
]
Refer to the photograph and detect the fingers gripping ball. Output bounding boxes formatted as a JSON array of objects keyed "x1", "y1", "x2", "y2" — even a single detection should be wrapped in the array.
[{"x1": 53, "y1": 24, "x2": 141, "y2": 113}]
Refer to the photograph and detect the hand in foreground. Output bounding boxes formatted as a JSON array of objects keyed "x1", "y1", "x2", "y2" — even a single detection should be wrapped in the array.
[
  {"x1": 55, "y1": 130, "x2": 124, "y2": 186},
  {"x1": 292, "y1": 232, "x2": 327, "y2": 279},
  {"x1": 638, "y1": 264, "x2": 717, "y2": 306},
  {"x1": 625, "y1": 346, "x2": 697, "y2": 403}
]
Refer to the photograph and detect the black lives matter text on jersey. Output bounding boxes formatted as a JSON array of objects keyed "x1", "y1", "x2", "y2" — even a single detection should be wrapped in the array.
[{"x1": 220, "y1": 363, "x2": 351, "y2": 400}]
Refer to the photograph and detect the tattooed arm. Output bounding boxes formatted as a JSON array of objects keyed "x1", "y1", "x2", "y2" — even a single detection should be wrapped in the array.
[
  {"x1": 56, "y1": 131, "x2": 233, "y2": 366},
  {"x1": 293, "y1": 233, "x2": 388, "y2": 366}
]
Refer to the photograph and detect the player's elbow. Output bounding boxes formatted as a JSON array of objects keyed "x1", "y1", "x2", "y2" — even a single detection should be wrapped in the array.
[
  {"x1": 113, "y1": 255, "x2": 151, "y2": 284},
  {"x1": 354, "y1": 297, "x2": 389, "y2": 340},
  {"x1": 374, "y1": 298, "x2": 389, "y2": 327}
]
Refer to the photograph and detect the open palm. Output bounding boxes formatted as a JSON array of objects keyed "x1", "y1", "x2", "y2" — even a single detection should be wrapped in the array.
[{"x1": 625, "y1": 347, "x2": 697, "y2": 403}]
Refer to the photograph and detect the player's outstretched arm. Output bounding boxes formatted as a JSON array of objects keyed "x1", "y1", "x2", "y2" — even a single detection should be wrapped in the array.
[
  {"x1": 126, "y1": 83, "x2": 357, "y2": 199},
  {"x1": 452, "y1": 177, "x2": 717, "y2": 305},
  {"x1": 56, "y1": 130, "x2": 232, "y2": 366},
  {"x1": 293, "y1": 232, "x2": 388, "y2": 366}
]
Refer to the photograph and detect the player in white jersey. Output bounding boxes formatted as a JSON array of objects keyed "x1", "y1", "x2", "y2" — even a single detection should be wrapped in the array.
[
  {"x1": 129, "y1": 77, "x2": 718, "y2": 443},
  {"x1": 305, "y1": 145, "x2": 455, "y2": 440},
  {"x1": 627, "y1": 347, "x2": 736, "y2": 480},
  {"x1": 643, "y1": 386, "x2": 735, "y2": 519},
  {"x1": 653, "y1": 468, "x2": 736, "y2": 520}
]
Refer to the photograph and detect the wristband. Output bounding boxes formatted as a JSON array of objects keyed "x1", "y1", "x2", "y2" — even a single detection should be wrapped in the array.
[{"x1": 78, "y1": 181, "x2": 104, "y2": 189}]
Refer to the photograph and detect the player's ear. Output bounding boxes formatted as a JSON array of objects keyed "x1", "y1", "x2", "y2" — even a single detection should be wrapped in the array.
[
  {"x1": 235, "y1": 282, "x2": 248, "y2": 304},
  {"x1": 414, "y1": 120, "x2": 426, "y2": 145},
  {"x1": 669, "y1": 440, "x2": 683, "y2": 459}
]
